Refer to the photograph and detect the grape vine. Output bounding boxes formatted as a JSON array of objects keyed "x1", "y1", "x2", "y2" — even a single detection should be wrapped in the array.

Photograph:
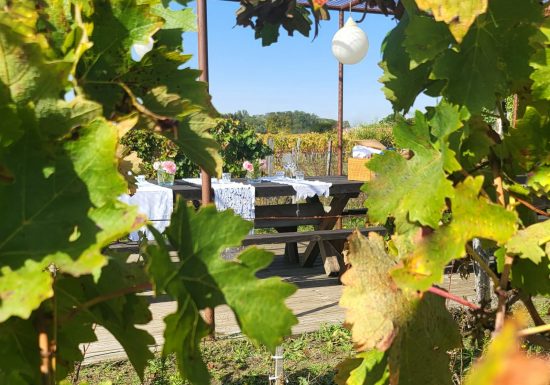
[{"x1": 0, "y1": 1, "x2": 295, "y2": 384}]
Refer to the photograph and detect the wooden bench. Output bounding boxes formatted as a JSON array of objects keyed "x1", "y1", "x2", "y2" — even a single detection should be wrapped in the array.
[
  {"x1": 108, "y1": 226, "x2": 386, "y2": 277},
  {"x1": 243, "y1": 226, "x2": 386, "y2": 276}
]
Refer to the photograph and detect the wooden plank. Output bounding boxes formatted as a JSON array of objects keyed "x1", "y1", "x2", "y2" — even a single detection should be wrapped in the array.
[
  {"x1": 242, "y1": 227, "x2": 386, "y2": 246},
  {"x1": 254, "y1": 202, "x2": 325, "y2": 228}
]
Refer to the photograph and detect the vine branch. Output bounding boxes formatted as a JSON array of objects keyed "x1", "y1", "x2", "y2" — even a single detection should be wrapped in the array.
[
  {"x1": 60, "y1": 281, "x2": 152, "y2": 324},
  {"x1": 518, "y1": 323, "x2": 550, "y2": 337},
  {"x1": 428, "y1": 286, "x2": 480, "y2": 310},
  {"x1": 510, "y1": 193, "x2": 550, "y2": 217}
]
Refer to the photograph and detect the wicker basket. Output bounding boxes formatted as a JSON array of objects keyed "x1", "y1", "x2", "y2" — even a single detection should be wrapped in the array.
[{"x1": 347, "y1": 158, "x2": 374, "y2": 181}]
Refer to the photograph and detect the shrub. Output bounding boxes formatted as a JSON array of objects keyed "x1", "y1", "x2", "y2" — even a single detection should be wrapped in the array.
[{"x1": 121, "y1": 118, "x2": 272, "y2": 178}]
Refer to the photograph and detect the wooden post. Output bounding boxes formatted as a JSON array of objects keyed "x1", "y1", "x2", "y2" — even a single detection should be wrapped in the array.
[
  {"x1": 267, "y1": 137, "x2": 275, "y2": 175},
  {"x1": 326, "y1": 140, "x2": 332, "y2": 176},
  {"x1": 197, "y1": 0, "x2": 215, "y2": 337},
  {"x1": 337, "y1": 10, "x2": 344, "y2": 176}
]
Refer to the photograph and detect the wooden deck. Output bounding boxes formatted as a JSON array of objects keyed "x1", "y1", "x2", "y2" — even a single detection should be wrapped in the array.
[{"x1": 82, "y1": 243, "x2": 476, "y2": 365}]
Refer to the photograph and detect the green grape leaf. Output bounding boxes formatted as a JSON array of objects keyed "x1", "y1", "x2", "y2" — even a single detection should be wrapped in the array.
[
  {"x1": 335, "y1": 350, "x2": 389, "y2": 385},
  {"x1": 363, "y1": 110, "x2": 455, "y2": 229},
  {"x1": 497, "y1": 106, "x2": 550, "y2": 172},
  {"x1": 414, "y1": 0, "x2": 487, "y2": 43},
  {"x1": 0, "y1": 318, "x2": 41, "y2": 385},
  {"x1": 151, "y1": 3, "x2": 196, "y2": 31},
  {"x1": 0, "y1": 85, "x2": 21, "y2": 147},
  {"x1": 0, "y1": 117, "x2": 141, "y2": 320},
  {"x1": 175, "y1": 113, "x2": 222, "y2": 177},
  {"x1": 506, "y1": 221, "x2": 550, "y2": 264},
  {"x1": 0, "y1": 261, "x2": 52, "y2": 322},
  {"x1": 404, "y1": 12, "x2": 454, "y2": 68},
  {"x1": 121, "y1": 49, "x2": 215, "y2": 117},
  {"x1": 145, "y1": 202, "x2": 297, "y2": 385},
  {"x1": 527, "y1": 166, "x2": 550, "y2": 196},
  {"x1": 509, "y1": 256, "x2": 550, "y2": 296},
  {"x1": 392, "y1": 176, "x2": 517, "y2": 291},
  {"x1": 388, "y1": 293, "x2": 461, "y2": 385},
  {"x1": 340, "y1": 231, "x2": 416, "y2": 352},
  {"x1": 432, "y1": 22, "x2": 503, "y2": 114},
  {"x1": 56, "y1": 257, "x2": 155, "y2": 380},
  {"x1": 379, "y1": 14, "x2": 432, "y2": 113},
  {"x1": 464, "y1": 317, "x2": 550, "y2": 385},
  {"x1": 0, "y1": 22, "x2": 71, "y2": 105},
  {"x1": 35, "y1": 96, "x2": 103, "y2": 140},
  {"x1": 530, "y1": 19, "x2": 550, "y2": 101},
  {"x1": 431, "y1": 0, "x2": 541, "y2": 113}
]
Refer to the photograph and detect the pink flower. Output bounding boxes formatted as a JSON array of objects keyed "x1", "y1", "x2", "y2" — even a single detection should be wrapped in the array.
[
  {"x1": 243, "y1": 160, "x2": 254, "y2": 172},
  {"x1": 162, "y1": 160, "x2": 177, "y2": 174}
]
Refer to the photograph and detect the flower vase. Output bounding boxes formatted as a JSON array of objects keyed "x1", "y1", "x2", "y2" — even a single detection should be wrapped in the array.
[
  {"x1": 157, "y1": 170, "x2": 175, "y2": 186},
  {"x1": 246, "y1": 171, "x2": 262, "y2": 184}
]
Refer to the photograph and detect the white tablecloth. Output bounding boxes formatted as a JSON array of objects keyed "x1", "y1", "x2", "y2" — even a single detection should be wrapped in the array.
[
  {"x1": 119, "y1": 181, "x2": 173, "y2": 241},
  {"x1": 262, "y1": 177, "x2": 332, "y2": 200}
]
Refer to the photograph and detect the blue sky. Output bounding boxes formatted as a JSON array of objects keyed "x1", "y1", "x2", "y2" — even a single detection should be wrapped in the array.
[{"x1": 182, "y1": 1, "x2": 433, "y2": 124}]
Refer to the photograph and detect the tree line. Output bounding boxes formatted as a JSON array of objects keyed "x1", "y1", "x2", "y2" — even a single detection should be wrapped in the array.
[{"x1": 225, "y1": 110, "x2": 350, "y2": 133}]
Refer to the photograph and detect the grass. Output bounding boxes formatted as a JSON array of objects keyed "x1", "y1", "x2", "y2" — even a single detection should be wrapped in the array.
[{"x1": 74, "y1": 324, "x2": 354, "y2": 385}]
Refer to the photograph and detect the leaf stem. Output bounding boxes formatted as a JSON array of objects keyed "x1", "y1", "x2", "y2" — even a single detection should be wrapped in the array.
[
  {"x1": 428, "y1": 286, "x2": 480, "y2": 310},
  {"x1": 465, "y1": 243, "x2": 500, "y2": 287},
  {"x1": 518, "y1": 324, "x2": 550, "y2": 337},
  {"x1": 509, "y1": 193, "x2": 549, "y2": 217}
]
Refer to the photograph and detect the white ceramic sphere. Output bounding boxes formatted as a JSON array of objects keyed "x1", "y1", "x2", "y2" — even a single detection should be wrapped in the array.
[{"x1": 331, "y1": 17, "x2": 369, "y2": 65}]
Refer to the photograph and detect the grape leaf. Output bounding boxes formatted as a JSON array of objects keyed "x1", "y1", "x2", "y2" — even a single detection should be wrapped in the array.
[
  {"x1": 404, "y1": 11, "x2": 454, "y2": 68},
  {"x1": 464, "y1": 317, "x2": 550, "y2": 385},
  {"x1": 151, "y1": 3, "x2": 196, "y2": 31},
  {"x1": 497, "y1": 106, "x2": 550, "y2": 172},
  {"x1": 431, "y1": 0, "x2": 541, "y2": 113},
  {"x1": 145, "y1": 202, "x2": 297, "y2": 385},
  {"x1": 379, "y1": 14, "x2": 432, "y2": 112},
  {"x1": 0, "y1": 21, "x2": 71, "y2": 105},
  {"x1": 530, "y1": 19, "x2": 550, "y2": 101},
  {"x1": 340, "y1": 231, "x2": 416, "y2": 352},
  {"x1": 392, "y1": 176, "x2": 517, "y2": 291},
  {"x1": 414, "y1": 0, "x2": 487, "y2": 43},
  {"x1": 510, "y1": 256, "x2": 550, "y2": 296},
  {"x1": 56, "y1": 256, "x2": 155, "y2": 380},
  {"x1": 506, "y1": 221, "x2": 550, "y2": 264},
  {"x1": 340, "y1": 233, "x2": 461, "y2": 385},
  {"x1": 363, "y1": 110, "x2": 455, "y2": 229},
  {"x1": 335, "y1": 350, "x2": 389, "y2": 385},
  {"x1": 527, "y1": 166, "x2": 550, "y2": 196},
  {"x1": 388, "y1": 293, "x2": 461, "y2": 385},
  {"x1": 0, "y1": 117, "x2": 141, "y2": 320},
  {"x1": 0, "y1": 318, "x2": 41, "y2": 385},
  {"x1": 0, "y1": 261, "x2": 52, "y2": 322}
]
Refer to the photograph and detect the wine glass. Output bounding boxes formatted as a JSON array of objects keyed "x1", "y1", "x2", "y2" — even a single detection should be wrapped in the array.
[{"x1": 282, "y1": 153, "x2": 296, "y2": 178}]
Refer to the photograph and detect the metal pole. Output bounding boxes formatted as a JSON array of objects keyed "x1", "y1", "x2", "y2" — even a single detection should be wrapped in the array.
[
  {"x1": 197, "y1": 0, "x2": 215, "y2": 336},
  {"x1": 337, "y1": 10, "x2": 344, "y2": 176}
]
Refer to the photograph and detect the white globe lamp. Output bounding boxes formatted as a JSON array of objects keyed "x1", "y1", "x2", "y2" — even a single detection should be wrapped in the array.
[{"x1": 331, "y1": 17, "x2": 369, "y2": 65}]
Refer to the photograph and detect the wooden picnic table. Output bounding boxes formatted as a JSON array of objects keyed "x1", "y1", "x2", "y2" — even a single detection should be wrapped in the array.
[{"x1": 169, "y1": 176, "x2": 365, "y2": 270}]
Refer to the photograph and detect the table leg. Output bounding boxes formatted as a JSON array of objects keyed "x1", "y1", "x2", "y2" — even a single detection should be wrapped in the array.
[
  {"x1": 299, "y1": 194, "x2": 353, "y2": 267},
  {"x1": 275, "y1": 226, "x2": 299, "y2": 263}
]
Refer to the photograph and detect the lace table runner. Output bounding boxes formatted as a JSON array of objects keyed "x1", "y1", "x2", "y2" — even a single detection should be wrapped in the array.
[{"x1": 180, "y1": 178, "x2": 256, "y2": 221}]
